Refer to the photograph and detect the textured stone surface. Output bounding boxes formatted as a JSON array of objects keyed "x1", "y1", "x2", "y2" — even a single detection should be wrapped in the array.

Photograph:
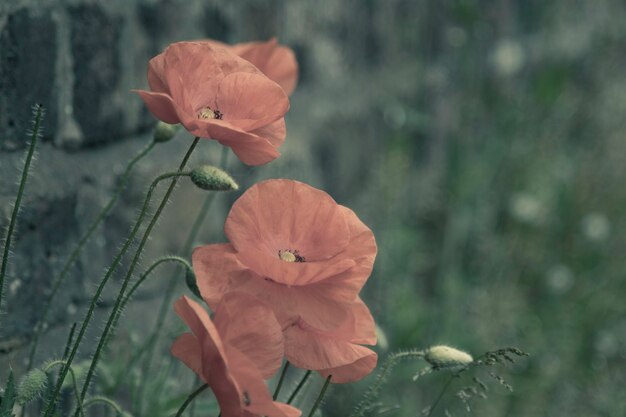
[{"x1": 0, "y1": 8, "x2": 57, "y2": 150}]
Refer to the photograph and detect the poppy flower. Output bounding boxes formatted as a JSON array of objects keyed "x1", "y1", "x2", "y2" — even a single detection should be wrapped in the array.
[
  {"x1": 284, "y1": 298, "x2": 378, "y2": 383},
  {"x1": 134, "y1": 41, "x2": 289, "y2": 166},
  {"x1": 203, "y1": 38, "x2": 298, "y2": 95},
  {"x1": 171, "y1": 293, "x2": 300, "y2": 417},
  {"x1": 194, "y1": 179, "x2": 377, "y2": 332}
]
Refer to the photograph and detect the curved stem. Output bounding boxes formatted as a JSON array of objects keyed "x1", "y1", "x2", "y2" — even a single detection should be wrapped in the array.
[
  {"x1": 426, "y1": 374, "x2": 456, "y2": 417},
  {"x1": 83, "y1": 396, "x2": 124, "y2": 416},
  {"x1": 74, "y1": 139, "x2": 200, "y2": 412},
  {"x1": 137, "y1": 145, "x2": 229, "y2": 414},
  {"x1": 26, "y1": 141, "x2": 156, "y2": 370},
  {"x1": 175, "y1": 383, "x2": 209, "y2": 417},
  {"x1": 273, "y1": 361, "x2": 291, "y2": 400},
  {"x1": 287, "y1": 370, "x2": 312, "y2": 405},
  {"x1": 0, "y1": 105, "x2": 43, "y2": 321},
  {"x1": 43, "y1": 144, "x2": 197, "y2": 417},
  {"x1": 44, "y1": 360, "x2": 85, "y2": 417},
  {"x1": 307, "y1": 375, "x2": 332, "y2": 417},
  {"x1": 108, "y1": 256, "x2": 192, "y2": 337}
]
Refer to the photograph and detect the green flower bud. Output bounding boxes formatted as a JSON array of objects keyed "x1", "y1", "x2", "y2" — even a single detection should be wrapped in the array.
[
  {"x1": 425, "y1": 345, "x2": 473, "y2": 369},
  {"x1": 185, "y1": 268, "x2": 202, "y2": 299},
  {"x1": 190, "y1": 165, "x2": 239, "y2": 192},
  {"x1": 17, "y1": 369, "x2": 47, "y2": 405},
  {"x1": 153, "y1": 122, "x2": 181, "y2": 143}
]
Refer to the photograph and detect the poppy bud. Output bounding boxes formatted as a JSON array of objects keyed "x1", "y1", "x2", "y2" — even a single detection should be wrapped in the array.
[
  {"x1": 153, "y1": 121, "x2": 181, "y2": 143},
  {"x1": 190, "y1": 165, "x2": 239, "y2": 191},
  {"x1": 425, "y1": 345, "x2": 473, "y2": 369},
  {"x1": 185, "y1": 267, "x2": 201, "y2": 299},
  {"x1": 17, "y1": 369, "x2": 47, "y2": 405}
]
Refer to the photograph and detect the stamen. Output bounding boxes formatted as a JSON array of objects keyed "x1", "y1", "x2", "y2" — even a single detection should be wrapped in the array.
[
  {"x1": 278, "y1": 249, "x2": 305, "y2": 263},
  {"x1": 197, "y1": 106, "x2": 223, "y2": 120}
]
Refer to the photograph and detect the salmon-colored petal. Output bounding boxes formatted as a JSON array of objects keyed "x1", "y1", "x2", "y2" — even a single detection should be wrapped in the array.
[
  {"x1": 284, "y1": 322, "x2": 377, "y2": 383},
  {"x1": 171, "y1": 297, "x2": 244, "y2": 417},
  {"x1": 213, "y1": 292, "x2": 284, "y2": 379},
  {"x1": 227, "y1": 348, "x2": 285, "y2": 417},
  {"x1": 216, "y1": 72, "x2": 289, "y2": 131},
  {"x1": 161, "y1": 42, "x2": 260, "y2": 109},
  {"x1": 251, "y1": 119, "x2": 286, "y2": 148},
  {"x1": 318, "y1": 298, "x2": 377, "y2": 344},
  {"x1": 232, "y1": 38, "x2": 299, "y2": 96},
  {"x1": 226, "y1": 180, "x2": 351, "y2": 263},
  {"x1": 133, "y1": 90, "x2": 181, "y2": 124},
  {"x1": 318, "y1": 351, "x2": 378, "y2": 384},
  {"x1": 171, "y1": 333, "x2": 204, "y2": 380},
  {"x1": 235, "y1": 247, "x2": 355, "y2": 287},
  {"x1": 193, "y1": 244, "x2": 251, "y2": 309},
  {"x1": 147, "y1": 52, "x2": 168, "y2": 93}
]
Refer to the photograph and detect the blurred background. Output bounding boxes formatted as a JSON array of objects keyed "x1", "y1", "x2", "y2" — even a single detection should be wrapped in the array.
[{"x1": 1, "y1": 0, "x2": 625, "y2": 416}]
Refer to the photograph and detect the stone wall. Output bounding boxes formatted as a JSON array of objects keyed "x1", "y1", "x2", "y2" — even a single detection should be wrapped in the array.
[{"x1": 0, "y1": 0, "x2": 406, "y2": 370}]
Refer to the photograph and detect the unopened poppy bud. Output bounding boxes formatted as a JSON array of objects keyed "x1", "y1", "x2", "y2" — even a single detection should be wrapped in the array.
[
  {"x1": 190, "y1": 165, "x2": 239, "y2": 191},
  {"x1": 185, "y1": 268, "x2": 201, "y2": 299},
  {"x1": 425, "y1": 345, "x2": 473, "y2": 369},
  {"x1": 17, "y1": 368, "x2": 47, "y2": 405},
  {"x1": 153, "y1": 121, "x2": 180, "y2": 143}
]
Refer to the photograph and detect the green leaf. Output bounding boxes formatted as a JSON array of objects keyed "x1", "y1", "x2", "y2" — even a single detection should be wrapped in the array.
[{"x1": 0, "y1": 371, "x2": 17, "y2": 417}]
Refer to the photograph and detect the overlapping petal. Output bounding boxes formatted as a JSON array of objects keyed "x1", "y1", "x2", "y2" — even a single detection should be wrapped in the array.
[
  {"x1": 204, "y1": 38, "x2": 298, "y2": 95},
  {"x1": 283, "y1": 301, "x2": 378, "y2": 383},
  {"x1": 171, "y1": 295, "x2": 293, "y2": 417}
]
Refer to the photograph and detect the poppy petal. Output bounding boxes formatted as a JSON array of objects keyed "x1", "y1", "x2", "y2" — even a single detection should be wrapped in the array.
[
  {"x1": 213, "y1": 292, "x2": 284, "y2": 379},
  {"x1": 134, "y1": 90, "x2": 181, "y2": 124}
]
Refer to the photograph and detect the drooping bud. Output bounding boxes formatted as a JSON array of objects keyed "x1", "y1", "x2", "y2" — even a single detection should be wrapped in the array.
[
  {"x1": 185, "y1": 267, "x2": 201, "y2": 299},
  {"x1": 17, "y1": 368, "x2": 47, "y2": 405},
  {"x1": 153, "y1": 121, "x2": 181, "y2": 143},
  {"x1": 425, "y1": 345, "x2": 473, "y2": 369},
  {"x1": 190, "y1": 165, "x2": 239, "y2": 192}
]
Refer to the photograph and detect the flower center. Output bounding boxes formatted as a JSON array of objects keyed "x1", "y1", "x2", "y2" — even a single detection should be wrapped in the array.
[
  {"x1": 278, "y1": 249, "x2": 305, "y2": 263},
  {"x1": 197, "y1": 106, "x2": 223, "y2": 120}
]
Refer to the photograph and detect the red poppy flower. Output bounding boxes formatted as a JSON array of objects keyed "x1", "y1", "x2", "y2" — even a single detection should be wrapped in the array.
[
  {"x1": 134, "y1": 41, "x2": 289, "y2": 166},
  {"x1": 284, "y1": 298, "x2": 378, "y2": 383},
  {"x1": 203, "y1": 38, "x2": 298, "y2": 95},
  {"x1": 171, "y1": 293, "x2": 300, "y2": 417},
  {"x1": 193, "y1": 179, "x2": 378, "y2": 381}
]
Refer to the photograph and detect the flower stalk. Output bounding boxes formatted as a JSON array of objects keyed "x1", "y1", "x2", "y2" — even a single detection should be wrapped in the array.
[
  {"x1": 0, "y1": 104, "x2": 43, "y2": 321},
  {"x1": 43, "y1": 138, "x2": 199, "y2": 417}
]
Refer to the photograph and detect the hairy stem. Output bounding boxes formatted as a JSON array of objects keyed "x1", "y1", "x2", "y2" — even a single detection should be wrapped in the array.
[
  {"x1": 26, "y1": 141, "x2": 156, "y2": 370},
  {"x1": 83, "y1": 396, "x2": 124, "y2": 416},
  {"x1": 44, "y1": 360, "x2": 84, "y2": 417},
  {"x1": 349, "y1": 350, "x2": 425, "y2": 417},
  {"x1": 74, "y1": 139, "x2": 200, "y2": 411},
  {"x1": 138, "y1": 145, "x2": 229, "y2": 413},
  {"x1": 0, "y1": 104, "x2": 43, "y2": 321},
  {"x1": 42, "y1": 139, "x2": 198, "y2": 417}
]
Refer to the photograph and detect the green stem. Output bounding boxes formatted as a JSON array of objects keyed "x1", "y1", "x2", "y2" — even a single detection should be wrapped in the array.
[
  {"x1": 307, "y1": 375, "x2": 332, "y2": 417},
  {"x1": 44, "y1": 360, "x2": 85, "y2": 417},
  {"x1": 83, "y1": 396, "x2": 124, "y2": 416},
  {"x1": 109, "y1": 256, "x2": 192, "y2": 337},
  {"x1": 287, "y1": 370, "x2": 312, "y2": 405},
  {"x1": 0, "y1": 105, "x2": 43, "y2": 321},
  {"x1": 273, "y1": 361, "x2": 290, "y2": 400},
  {"x1": 349, "y1": 350, "x2": 425, "y2": 417},
  {"x1": 138, "y1": 145, "x2": 229, "y2": 414},
  {"x1": 426, "y1": 374, "x2": 455, "y2": 417},
  {"x1": 75, "y1": 139, "x2": 200, "y2": 411},
  {"x1": 42, "y1": 143, "x2": 197, "y2": 417},
  {"x1": 175, "y1": 384, "x2": 209, "y2": 417},
  {"x1": 26, "y1": 141, "x2": 156, "y2": 370},
  {"x1": 62, "y1": 323, "x2": 77, "y2": 361}
]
